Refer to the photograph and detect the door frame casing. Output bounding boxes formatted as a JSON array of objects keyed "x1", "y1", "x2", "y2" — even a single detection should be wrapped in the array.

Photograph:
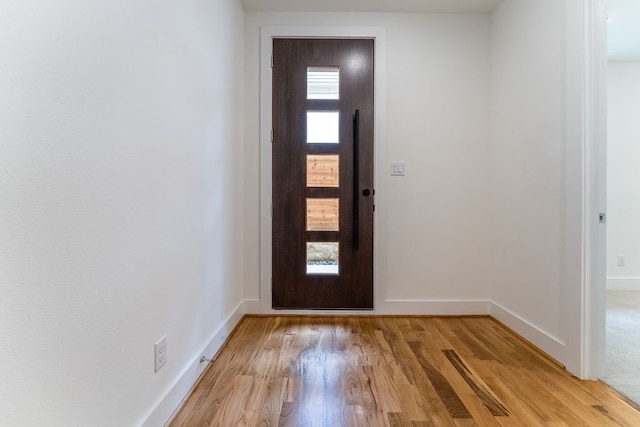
[
  {"x1": 583, "y1": 0, "x2": 608, "y2": 379},
  {"x1": 258, "y1": 26, "x2": 387, "y2": 314},
  {"x1": 563, "y1": 0, "x2": 608, "y2": 379}
]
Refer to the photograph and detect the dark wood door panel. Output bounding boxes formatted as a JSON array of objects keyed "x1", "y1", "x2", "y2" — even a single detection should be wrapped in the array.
[{"x1": 272, "y1": 38, "x2": 374, "y2": 309}]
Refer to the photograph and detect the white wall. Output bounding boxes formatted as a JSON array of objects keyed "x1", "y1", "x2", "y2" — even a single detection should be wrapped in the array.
[
  {"x1": 607, "y1": 62, "x2": 640, "y2": 290},
  {"x1": 244, "y1": 12, "x2": 493, "y2": 313},
  {"x1": 0, "y1": 0, "x2": 245, "y2": 425},
  {"x1": 489, "y1": 0, "x2": 569, "y2": 362}
]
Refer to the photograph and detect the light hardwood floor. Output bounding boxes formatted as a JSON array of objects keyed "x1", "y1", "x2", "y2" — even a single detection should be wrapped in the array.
[{"x1": 170, "y1": 316, "x2": 640, "y2": 426}]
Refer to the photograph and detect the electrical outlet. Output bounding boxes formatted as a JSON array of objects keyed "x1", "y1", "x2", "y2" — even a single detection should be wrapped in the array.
[
  {"x1": 617, "y1": 255, "x2": 625, "y2": 267},
  {"x1": 155, "y1": 335, "x2": 167, "y2": 373}
]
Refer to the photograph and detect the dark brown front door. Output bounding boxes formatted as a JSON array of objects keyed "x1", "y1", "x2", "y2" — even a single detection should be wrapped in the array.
[{"x1": 272, "y1": 38, "x2": 374, "y2": 309}]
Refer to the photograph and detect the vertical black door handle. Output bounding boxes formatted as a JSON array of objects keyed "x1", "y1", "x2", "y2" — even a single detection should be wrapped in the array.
[{"x1": 353, "y1": 109, "x2": 360, "y2": 250}]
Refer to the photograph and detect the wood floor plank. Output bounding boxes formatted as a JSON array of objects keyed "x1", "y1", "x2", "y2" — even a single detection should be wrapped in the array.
[
  {"x1": 169, "y1": 316, "x2": 640, "y2": 427},
  {"x1": 443, "y1": 350, "x2": 510, "y2": 417},
  {"x1": 254, "y1": 377, "x2": 286, "y2": 427},
  {"x1": 208, "y1": 374, "x2": 255, "y2": 426},
  {"x1": 373, "y1": 329, "x2": 412, "y2": 387},
  {"x1": 487, "y1": 361, "x2": 588, "y2": 426},
  {"x1": 481, "y1": 366, "x2": 549, "y2": 426},
  {"x1": 447, "y1": 319, "x2": 502, "y2": 361},
  {"x1": 429, "y1": 350, "x2": 502, "y2": 427},
  {"x1": 408, "y1": 340, "x2": 472, "y2": 419},
  {"x1": 395, "y1": 383, "x2": 432, "y2": 423}
]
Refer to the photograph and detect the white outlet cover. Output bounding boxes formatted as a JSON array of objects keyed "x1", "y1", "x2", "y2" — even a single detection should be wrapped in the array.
[{"x1": 155, "y1": 335, "x2": 167, "y2": 373}]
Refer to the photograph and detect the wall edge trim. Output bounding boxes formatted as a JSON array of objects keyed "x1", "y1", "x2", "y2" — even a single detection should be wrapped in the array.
[
  {"x1": 244, "y1": 299, "x2": 262, "y2": 314},
  {"x1": 490, "y1": 301, "x2": 566, "y2": 364},
  {"x1": 379, "y1": 299, "x2": 491, "y2": 315},
  {"x1": 606, "y1": 277, "x2": 640, "y2": 290}
]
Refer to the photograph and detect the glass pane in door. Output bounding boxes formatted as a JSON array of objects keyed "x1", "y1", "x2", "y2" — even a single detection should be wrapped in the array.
[
  {"x1": 306, "y1": 242, "x2": 339, "y2": 275},
  {"x1": 306, "y1": 198, "x2": 339, "y2": 231},
  {"x1": 307, "y1": 111, "x2": 339, "y2": 143},
  {"x1": 307, "y1": 155, "x2": 339, "y2": 188},
  {"x1": 307, "y1": 67, "x2": 339, "y2": 100}
]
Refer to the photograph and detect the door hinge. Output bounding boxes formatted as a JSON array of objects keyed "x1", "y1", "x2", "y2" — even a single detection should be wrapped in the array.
[
  {"x1": 270, "y1": 203, "x2": 273, "y2": 218},
  {"x1": 270, "y1": 129, "x2": 274, "y2": 143},
  {"x1": 270, "y1": 277, "x2": 272, "y2": 292},
  {"x1": 271, "y1": 55, "x2": 274, "y2": 68},
  {"x1": 599, "y1": 213, "x2": 606, "y2": 223}
]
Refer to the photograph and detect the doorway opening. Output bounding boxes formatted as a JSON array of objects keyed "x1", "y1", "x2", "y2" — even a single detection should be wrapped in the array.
[{"x1": 603, "y1": 42, "x2": 640, "y2": 405}]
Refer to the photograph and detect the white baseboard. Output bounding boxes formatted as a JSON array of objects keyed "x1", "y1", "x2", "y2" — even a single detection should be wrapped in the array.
[
  {"x1": 380, "y1": 299, "x2": 491, "y2": 315},
  {"x1": 607, "y1": 277, "x2": 640, "y2": 290},
  {"x1": 247, "y1": 298, "x2": 490, "y2": 316},
  {"x1": 243, "y1": 298, "x2": 262, "y2": 314},
  {"x1": 141, "y1": 301, "x2": 245, "y2": 427},
  {"x1": 490, "y1": 301, "x2": 565, "y2": 364}
]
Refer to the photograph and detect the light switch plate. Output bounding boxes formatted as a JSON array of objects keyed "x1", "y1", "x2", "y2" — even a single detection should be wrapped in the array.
[{"x1": 391, "y1": 161, "x2": 405, "y2": 176}]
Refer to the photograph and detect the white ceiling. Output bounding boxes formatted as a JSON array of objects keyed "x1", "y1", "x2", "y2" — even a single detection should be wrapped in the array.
[
  {"x1": 608, "y1": 0, "x2": 640, "y2": 62},
  {"x1": 240, "y1": 0, "x2": 639, "y2": 62},
  {"x1": 240, "y1": 0, "x2": 502, "y2": 14}
]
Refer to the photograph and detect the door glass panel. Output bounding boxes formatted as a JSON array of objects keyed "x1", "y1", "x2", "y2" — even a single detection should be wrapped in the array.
[
  {"x1": 307, "y1": 155, "x2": 339, "y2": 187},
  {"x1": 307, "y1": 111, "x2": 339, "y2": 143},
  {"x1": 306, "y1": 198, "x2": 339, "y2": 231},
  {"x1": 307, "y1": 242, "x2": 339, "y2": 275},
  {"x1": 307, "y1": 67, "x2": 339, "y2": 100}
]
